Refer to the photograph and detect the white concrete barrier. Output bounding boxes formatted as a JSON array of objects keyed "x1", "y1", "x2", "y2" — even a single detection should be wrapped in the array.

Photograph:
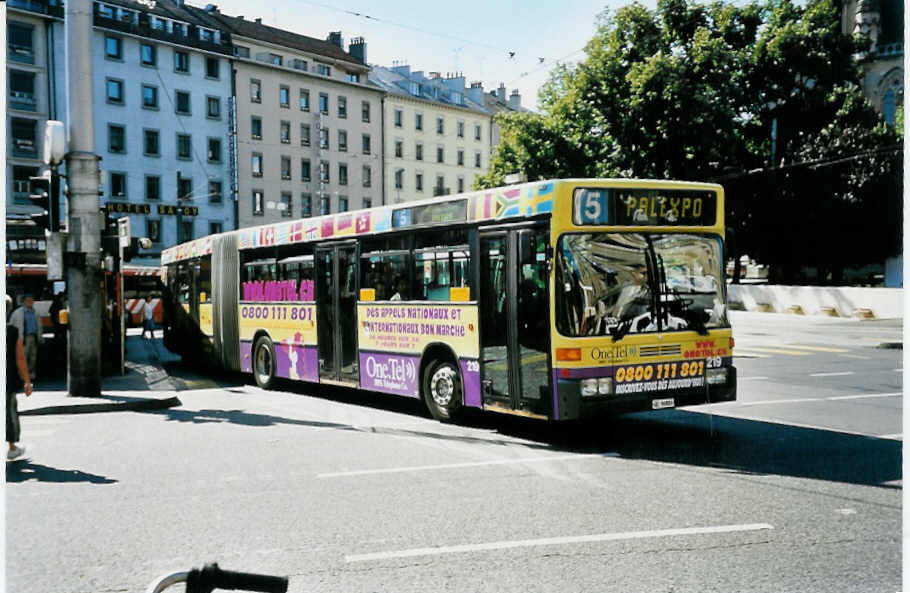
[{"x1": 727, "y1": 284, "x2": 904, "y2": 319}]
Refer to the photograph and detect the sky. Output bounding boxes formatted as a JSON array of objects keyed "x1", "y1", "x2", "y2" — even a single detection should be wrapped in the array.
[{"x1": 208, "y1": 0, "x2": 631, "y2": 111}]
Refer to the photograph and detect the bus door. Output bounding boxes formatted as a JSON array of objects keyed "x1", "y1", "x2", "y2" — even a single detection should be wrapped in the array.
[
  {"x1": 315, "y1": 242, "x2": 359, "y2": 384},
  {"x1": 479, "y1": 226, "x2": 550, "y2": 414}
]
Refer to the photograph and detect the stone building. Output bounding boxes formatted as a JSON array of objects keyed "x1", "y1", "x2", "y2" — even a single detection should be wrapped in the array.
[{"x1": 842, "y1": 0, "x2": 903, "y2": 124}]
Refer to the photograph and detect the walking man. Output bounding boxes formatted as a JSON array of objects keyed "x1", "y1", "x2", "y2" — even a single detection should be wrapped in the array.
[
  {"x1": 9, "y1": 294, "x2": 42, "y2": 382},
  {"x1": 141, "y1": 296, "x2": 155, "y2": 339},
  {"x1": 7, "y1": 324, "x2": 33, "y2": 460}
]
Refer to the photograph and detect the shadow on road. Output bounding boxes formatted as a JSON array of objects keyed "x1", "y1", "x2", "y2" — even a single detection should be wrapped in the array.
[{"x1": 6, "y1": 460, "x2": 118, "y2": 484}]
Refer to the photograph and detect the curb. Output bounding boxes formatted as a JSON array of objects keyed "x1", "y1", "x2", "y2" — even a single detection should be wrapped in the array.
[{"x1": 20, "y1": 396, "x2": 182, "y2": 416}]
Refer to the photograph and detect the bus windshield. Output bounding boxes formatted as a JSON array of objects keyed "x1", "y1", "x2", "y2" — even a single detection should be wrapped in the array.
[{"x1": 555, "y1": 233, "x2": 728, "y2": 338}]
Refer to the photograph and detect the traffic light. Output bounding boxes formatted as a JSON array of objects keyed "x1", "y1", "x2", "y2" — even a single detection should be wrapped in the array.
[{"x1": 29, "y1": 170, "x2": 60, "y2": 231}]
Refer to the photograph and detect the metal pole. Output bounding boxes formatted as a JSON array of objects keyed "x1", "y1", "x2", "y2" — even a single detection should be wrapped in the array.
[{"x1": 65, "y1": 0, "x2": 102, "y2": 396}]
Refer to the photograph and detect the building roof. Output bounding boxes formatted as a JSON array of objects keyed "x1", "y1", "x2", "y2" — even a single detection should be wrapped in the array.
[{"x1": 369, "y1": 65, "x2": 489, "y2": 114}]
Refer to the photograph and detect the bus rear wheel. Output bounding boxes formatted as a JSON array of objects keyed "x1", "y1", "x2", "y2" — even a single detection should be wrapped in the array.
[
  {"x1": 253, "y1": 336, "x2": 276, "y2": 389},
  {"x1": 423, "y1": 360, "x2": 462, "y2": 422}
]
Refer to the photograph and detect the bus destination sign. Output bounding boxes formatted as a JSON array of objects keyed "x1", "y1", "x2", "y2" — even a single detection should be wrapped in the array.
[{"x1": 573, "y1": 188, "x2": 717, "y2": 226}]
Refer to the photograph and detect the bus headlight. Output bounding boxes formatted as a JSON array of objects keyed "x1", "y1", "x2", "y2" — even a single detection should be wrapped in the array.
[
  {"x1": 581, "y1": 379, "x2": 598, "y2": 397},
  {"x1": 706, "y1": 368, "x2": 728, "y2": 385},
  {"x1": 598, "y1": 378, "x2": 613, "y2": 395}
]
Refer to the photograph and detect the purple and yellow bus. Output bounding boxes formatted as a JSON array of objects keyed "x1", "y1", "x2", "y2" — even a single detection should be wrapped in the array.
[{"x1": 161, "y1": 179, "x2": 735, "y2": 421}]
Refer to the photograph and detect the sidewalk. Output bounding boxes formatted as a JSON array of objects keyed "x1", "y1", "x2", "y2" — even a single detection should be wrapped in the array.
[{"x1": 18, "y1": 333, "x2": 184, "y2": 416}]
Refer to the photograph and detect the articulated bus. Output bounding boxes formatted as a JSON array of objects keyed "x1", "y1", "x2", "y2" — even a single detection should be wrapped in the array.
[{"x1": 161, "y1": 179, "x2": 736, "y2": 421}]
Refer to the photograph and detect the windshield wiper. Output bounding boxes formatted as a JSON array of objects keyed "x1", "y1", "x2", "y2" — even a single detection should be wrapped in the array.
[{"x1": 610, "y1": 317, "x2": 634, "y2": 342}]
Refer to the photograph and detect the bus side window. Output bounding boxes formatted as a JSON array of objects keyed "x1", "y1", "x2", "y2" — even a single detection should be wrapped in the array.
[
  {"x1": 413, "y1": 249, "x2": 470, "y2": 301},
  {"x1": 361, "y1": 251, "x2": 408, "y2": 301}
]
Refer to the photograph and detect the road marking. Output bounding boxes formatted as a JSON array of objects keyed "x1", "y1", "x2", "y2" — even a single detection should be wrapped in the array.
[
  {"x1": 345, "y1": 523, "x2": 774, "y2": 562},
  {"x1": 740, "y1": 398, "x2": 822, "y2": 406},
  {"x1": 838, "y1": 353, "x2": 871, "y2": 360},
  {"x1": 835, "y1": 508, "x2": 857, "y2": 515},
  {"x1": 732, "y1": 392, "x2": 901, "y2": 407},
  {"x1": 827, "y1": 392, "x2": 902, "y2": 401},
  {"x1": 809, "y1": 371, "x2": 855, "y2": 377},
  {"x1": 740, "y1": 376, "x2": 769, "y2": 381},
  {"x1": 318, "y1": 453, "x2": 617, "y2": 478},
  {"x1": 894, "y1": 369, "x2": 903, "y2": 372},
  {"x1": 732, "y1": 350, "x2": 770, "y2": 358},
  {"x1": 703, "y1": 410, "x2": 901, "y2": 440},
  {"x1": 734, "y1": 346, "x2": 811, "y2": 355},
  {"x1": 786, "y1": 344, "x2": 850, "y2": 353}
]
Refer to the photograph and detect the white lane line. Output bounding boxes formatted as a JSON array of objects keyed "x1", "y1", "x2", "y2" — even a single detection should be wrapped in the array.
[
  {"x1": 809, "y1": 371, "x2": 856, "y2": 377},
  {"x1": 318, "y1": 453, "x2": 616, "y2": 478},
  {"x1": 827, "y1": 392, "x2": 902, "y2": 401},
  {"x1": 345, "y1": 523, "x2": 774, "y2": 562},
  {"x1": 894, "y1": 369, "x2": 903, "y2": 372},
  {"x1": 736, "y1": 346, "x2": 811, "y2": 355},
  {"x1": 740, "y1": 398, "x2": 822, "y2": 406},
  {"x1": 838, "y1": 354, "x2": 871, "y2": 360},
  {"x1": 786, "y1": 344, "x2": 850, "y2": 353},
  {"x1": 740, "y1": 376, "x2": 770, "y2": 381}
]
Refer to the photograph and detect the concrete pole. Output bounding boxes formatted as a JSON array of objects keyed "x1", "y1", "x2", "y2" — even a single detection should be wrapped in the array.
[{"x1": 65, "y1": 0, "x2": 102, "y2": 396}]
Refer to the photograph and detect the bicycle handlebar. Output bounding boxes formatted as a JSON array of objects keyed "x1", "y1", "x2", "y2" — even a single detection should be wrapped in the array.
[{"x1": 147, "y1": 563, "x2": 288, "y2": 593}]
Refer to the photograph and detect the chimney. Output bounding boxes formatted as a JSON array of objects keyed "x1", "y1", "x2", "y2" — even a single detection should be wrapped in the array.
[
  {"x1": 443, "y1": 73, "x2": 465, "y2": 93},
  {"x1": 508, "y1": 89, "x2": 521, "y2": 110},
  {"x1": 391, "y1": 63, "x2": 410, "y2": 77},
  {"x1": 468, "y1": 81, "x2": 483, "y2": 104},
  {"x1": 429, "y1": 71, "x2": 441, "y2": 79},
  {"x1": 348, "y1": 37, "x2": 366, "y2": 63},
  {"x1": 327, "y1": 31, "x2": 343, "y2": 48},
  {"x1": 204, "y1": 4, "x2": 218, "y2": 13},
  {"x1": 496, "y1": 83, "x2": 506, "y2": 102},
  {"x1": 254, "y1": 17, "x2": 261, "y2": 24}
]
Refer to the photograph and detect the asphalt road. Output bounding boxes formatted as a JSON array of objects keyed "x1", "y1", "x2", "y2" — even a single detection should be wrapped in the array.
[{"x1": 6, "y1": 312, "x2": 902, "y2": 593}]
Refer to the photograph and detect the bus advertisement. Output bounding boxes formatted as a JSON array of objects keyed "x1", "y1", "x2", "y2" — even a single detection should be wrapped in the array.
[{"x1": 162, "y1": 179, "x2": 735, "y2": 422}]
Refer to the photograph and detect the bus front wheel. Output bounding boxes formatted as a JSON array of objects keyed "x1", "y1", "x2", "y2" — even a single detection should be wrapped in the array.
[
  {"x1": 423, "y1": 360, "x2": 462, "y2": 422},
  {"x1": 253, "y1": 336, "x2": 276, "y2": 389}
]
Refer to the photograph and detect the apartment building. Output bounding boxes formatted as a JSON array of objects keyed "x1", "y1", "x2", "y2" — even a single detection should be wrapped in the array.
[
  {"x1": 92, "y1": 0, "x2": 234, "y2": 264},
  {"x1": 369, "y1": 65, "x2": 499, "y2": 203},
  {"x1": 207, "y1": 11, "x2": 384, "y2": 227}
]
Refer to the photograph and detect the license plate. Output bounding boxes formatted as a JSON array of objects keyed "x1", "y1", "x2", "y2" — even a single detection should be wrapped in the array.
[{"x1": 652, "y1": 398, "x2": 675, "y2": 410}]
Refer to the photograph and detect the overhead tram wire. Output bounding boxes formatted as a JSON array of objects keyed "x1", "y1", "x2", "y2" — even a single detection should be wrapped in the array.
[{"x1": 711, "y1": 144, "x2": 903, "y2": 182}]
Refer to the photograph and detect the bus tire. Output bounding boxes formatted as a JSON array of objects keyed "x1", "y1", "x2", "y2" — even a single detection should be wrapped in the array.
[
  {"x1": 253, "y1": 335, "x2": 276, "y2": 390},
  {"x1": 423, "y1": 359, "x2": 462, "y2": 422}
]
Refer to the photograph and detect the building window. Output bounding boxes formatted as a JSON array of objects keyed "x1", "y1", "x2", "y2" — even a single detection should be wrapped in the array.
[
  {"x1": 363, "y1": 197, "x2": 371, "y2": 209},
  {"x1": 475, "y1": 152, "x2": 482, "y2": 168},
  {"x1": 415, "y1": 143, "x2": 423, "y2": 161},
  {"x1": 207, "y1": 138, "x2": 221, "y2": 163},
  {"x1": 105, "y1": 35, "x2": 122, "y2": 60},
  {"x1": 12, "y1": 166, "x2": 38, "y2": 204},
  {"x1": 110, "y1": 172, "x2": 127, "y2": 198},
  {"x1": 280, "y1": 121, "x2": 291, "y2": 144},
  {"x1": 394, "y1": 169, "x2": 403, "y2": 189},
  {"x1": 362, "y1": 165, "x2": 371, "y2": 188},
  {"x1": 175, "y1": 90, "x2": 191, "y2": 115},
  {"x1": 301, "y1": 124, "x2": 311, "y2": 146},
  {"x1": 435, "y1": 175, "x2": 445, "y2": 196},
  {"x1": 415, "y1": 113, "x2": 423, "y2": 130},
  {"x1": 174, "y1": 50, "x2": 189, "y2": 73},
  {"x1": 208, "y1": 180, "x2": 223, "y2": 203},
  {"x1": 301, "y1": 159, "x2": 311, "y2": 181},
  {"x1": 301, "y1": 193, "x2": 312, "y2": 217},
  {"x1": 319, "y1": 128, "x2": 329, "y2": 150},
  {"x1": 415, "y1": 173, "x2": 423, "y2": 192},
  {"x1": 106, "y1": 78, "x2": 124, "y2": 104},
  {"x1": 251, "y1": 117, "x2": 262, "y2": 140},
  {"x1": 362, "y1": 101, "x2": 370, "y2": 122},
  {"x1": 293, "y1": 58, "x2": 307, "y2": 71},
  {"x1": 146, "y1": 175, "x2": 161, "y2": 201},
  {"x1": 474, "y1": 124, "x2": 482, "y2": 141},
  {"x1": 8, "y1": 23, "x2": 34, "y2": 64},
  {"x1": 319, "y1": 161, "x2": 330, "y2": 183},
  {"x1": 141, "y1": 43, "x2": 157, "y2": 66},
  {"x1": 319, "y1": 93, "x2": 329, "y2": 114},
  {"x1": 299, "y1": 89, "x2": 309, "y2": 111},
  {"x1": 253, "y1": 190, "x2": 264, "y2": 215},
  {"x1": 279, "y1": 85, "x2": 289, "y2": 108},
  {"x1": 9, "y1": 70, "x2": 36, "y2": 111},
  {"x1": 316, "y1": 63, "x2": 331, "y2": 76},
  {"x1": 142, "y1": 85, "x2": 159, "y2": 109},
  {"x1": 338, "y1": 130, "x2": 348, "y2": 152},
  {"x1": 339, "y1": 163, "x2": 348, "y2": 186},
  {"x1": 320, "y1": 195, "x2": 330, "y2": 215},
  {"x1": 437, "y1": 146, "x2": 444, "y2": 163},
  {"x1": 281, "y1": 156, "x2": 291, "y2": 180},
  {"x1": 457, "y1": 121, "x2": 464, "y2": 138},
  {"x1": 250, "y1": 79, "x2": 261, "y2": 103},
  {"x1": 178, "y1": 177, "x2": 193, "y2": 200},
  {"x1": 436, "y1": 117, "x2": 444, "y2": 134},
  {"x1": 206, "y1": 96, "x2": 220, "y2": 118},
  {"x1": 147, "y1": 219, "x2": 161, "y2": 243},
  {"x1": 457, "y1": 149, "x2": 464, "y2": 166},
  {"x1": 338, "y1": 96, "x2": 347, "y2": 118},
  {"x1": 270, "y1": 53, "x2": 283, "y2": 66},
  {"x1": 108, "y1": 124, "x2": 126, "y2": 154},
  {"x1": 346, "y1": 72, "x2": 360, "y2": 83},
  {"x1": 234, "y1": 45, "x2": 250, "y2": 58},
  {"x1": 362, "y1": 134, "x2": 371, "y2": 154},
  {"x1": 12, "y1": 118, "x2": 38, "y2": 158},
  {"x1": 205, "y1": 57, "x2": 219, "y2": 79},
  {"x1": 457, "y1": 177, "x2": 464, "y2": 193},
  {"x1": 281, "y1": 192, "x2": 292, "y2": 217},
  {"x1": 179, "y1": 221, "x2": 194, "y2": 243},
  {"x1": 209, "y1": 222, "x2": 222, "y2": 235},
  {"x1": 143, "y1": 129, "x2": 160, "y2": 156},
  {"x1": 177, "y1": 134, "x2": 191, "y2": 159},
  {"x1": 339, "y1": 196, "x2": 348, "y2": 212},
  {"x1": 252, "y1": 153, "x2": 263, "y2": 177},
  {"x1": 395, "y1": 140, "x2": 403, "y2": 158},
  {"x1": 394, "y1": 109, "x2": 402, "y2": 127}
]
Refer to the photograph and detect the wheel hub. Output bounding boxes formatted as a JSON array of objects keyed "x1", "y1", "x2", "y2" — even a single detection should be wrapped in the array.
[{"x1": 431, "y1": 366, "x2": 456, "y2": 407}]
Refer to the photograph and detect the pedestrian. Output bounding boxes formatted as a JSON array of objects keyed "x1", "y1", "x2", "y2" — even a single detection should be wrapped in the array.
[
  {"x1": 9, "y1": 294, "x2": 42, "y2": 383},
  {"x1": 142, "y1": 295, "x2": 155, "y2": 339},
  {"x1": 7, "y1": 323, "x2": 33, "y2": 460}
]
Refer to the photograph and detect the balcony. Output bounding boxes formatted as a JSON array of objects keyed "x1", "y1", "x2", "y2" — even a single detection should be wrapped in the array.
[
  {"x1": 13, "y1": 138, "x2": 38, "y2": 158},
  {"x1": 877, "y1": 42, "x2": 903, "y2": 58},
  {"x1": 9, "y1": 0, "x2": 64, "y2": 17},
  {"x1": 10, "y1": 91, "x2": 37, "y2": 111},
  {"x1": 93, "y1": 11, "x2": 232, "y2": 56},
  {"x1": 8, "y1": 44, "x2": 34, "y2": 64}
]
